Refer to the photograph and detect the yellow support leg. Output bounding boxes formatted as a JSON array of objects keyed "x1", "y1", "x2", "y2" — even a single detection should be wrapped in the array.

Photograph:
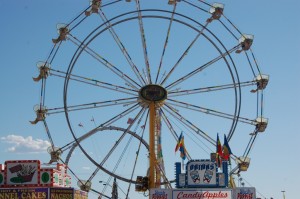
[{"x1": 149, "y1": 102, "x2": 156, "y2": 189}]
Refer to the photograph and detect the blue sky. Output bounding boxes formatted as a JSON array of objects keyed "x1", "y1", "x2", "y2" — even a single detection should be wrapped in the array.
[{"x1": 0, "y1": 1, "x2": 299, "y2": 199}]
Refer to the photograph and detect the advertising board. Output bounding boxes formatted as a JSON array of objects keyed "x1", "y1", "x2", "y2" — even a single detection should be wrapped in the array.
[
  {"x1": 49, "y1": 188, "x2": 73, "y2": 199},
  {"x1": 173, "y1": 189, "x2": 232, "y2": 199},
  {"x1": 150, "y1": 188, "x2": 172, "y2": 199},
  {"x1": 74, "y1": 189, "x2": 88, "y2": 199},
  {"x1": 232, "y1": 187, "x2": 256, "y2": 199},
  {"x1": 186, "y1": 160, "x2": 217, "y2": 187},
  {"x1": 0, "y1": 188, "x2": 87, "y2": 199},
  {"x1": 0, "y1": 188, "x2": 48, "y2": 199},
  {"x1": 5, "y1": 160, "x2": 40, "y2": 186}
]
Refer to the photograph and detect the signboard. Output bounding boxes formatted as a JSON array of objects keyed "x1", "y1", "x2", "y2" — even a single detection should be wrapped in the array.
[
  {"x1": 5, "y1": 160, "x2": 40, "y2": 186},
  {"x1": 150, "y1": 189, "x2": 172, "y2": 199},
  {"x1": 232, "y1": 187, "x2": 256, "y2": 199},
  {"x1": 74, "y1": 189, "x2": 88, "y2": 199},
  {"x1": 49, "y1": 188, "x2": 73, "y2": 199},
  {"x1": 0, "y1": 188, "x2": 48, "y2": 199},
  {"x1": 173, "y1": 189, "x2": 232, "y2": 199},
  {"x1": 186, "y1": 160, "x2": 217, "y2": 187}
]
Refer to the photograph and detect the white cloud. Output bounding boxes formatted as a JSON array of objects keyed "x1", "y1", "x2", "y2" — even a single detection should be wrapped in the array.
[
  {"x1": 1, "y1": 134, "x2": 51, "y2": 154},
  {"x1": 82, "y1": 166, "x2": 91, "y2": 170}
]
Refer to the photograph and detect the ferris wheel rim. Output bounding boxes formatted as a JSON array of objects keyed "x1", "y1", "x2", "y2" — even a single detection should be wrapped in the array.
[{"x1": 64, "y1": 125, "x2": 150, "y2": 184}]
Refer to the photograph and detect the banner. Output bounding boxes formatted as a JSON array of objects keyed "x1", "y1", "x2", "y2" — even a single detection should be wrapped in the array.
[
  {"x1": 173, "y1": 190, "x2": 232, "y2": 199},
  {"x1": 0, "y1": 188, "x2": 48, "y2": 199}
]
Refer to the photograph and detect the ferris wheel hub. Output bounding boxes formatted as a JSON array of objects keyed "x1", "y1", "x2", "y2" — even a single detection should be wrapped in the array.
[{"x1": 139, "y1": 84, "x2": 167, "y2": 105}]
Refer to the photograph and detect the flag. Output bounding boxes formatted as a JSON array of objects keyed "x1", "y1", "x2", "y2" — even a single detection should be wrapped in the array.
[
  {"x1": 222, "y1": 134, "x2": 232, "y2": 161},
  {"x1": 216, "y1": 133, "x2": 223, "y2": 156},
  {"x1": 127, "y1": 118, "x2": 134, "y2": 124},
  {"x1": 179, "y1": 136, "x2": 186, "y2": 160},
  {"x1": 216, "y1": 133, "x2": 223, "y2": 167},
  {"x1": 175, "y1": 132, "x2": 183, "y2": 152},
  {"x1": 78, "y1": 123, "x2": 83, "y2": 127},
  {"x1": 175, "y1": 132, "x2": 186, "y2": 160}
]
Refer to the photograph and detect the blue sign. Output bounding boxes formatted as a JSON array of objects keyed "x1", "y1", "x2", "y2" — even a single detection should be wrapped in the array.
[{"x1": 175, "y1": 159, "x2": 229, "y2": 188}]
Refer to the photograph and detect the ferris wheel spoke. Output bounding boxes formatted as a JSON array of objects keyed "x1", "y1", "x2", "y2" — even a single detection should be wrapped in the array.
[
  {"x1": 161, "y1": 108, "x2": 212, "y2": 156},
  {"x1": 90, "y1": 189, "x2": 111, "y2": 199},
  {"x1": 160, "y1": 20, "x2": 210, "y2": 86},
  {"x1": 245, "y1": 51, "x2": 256, "y2": 76},
  {"x1": 68, "y1": 33, "x2": 141, "y2": 90},
  {"x1": 243, "y1": 130, "x2": 259, "y2": 159},
  {"x1": 87, "y1": 107, "x2": 146, "y2": 183},
  {"x1": 39, "y1": 78, "x2": 47, "y2": 108},
  {"x1": 41, "y1": 120, "x2": 55, "y2": 149},
  {"x1": 160, "y1": 109, "x2": 179, "y2": 141},
  {"x1": 43, "y1": 41, "x2": 62, "y2": 67},
  {"x1": 162, "y1": 103, "x2": 215, "y2": 145},
  {"x1": 50, "y1": 69, "x2": 138, "y2": 96},
  {"x1": 165, "y1": 44, "x2": 241, "y2": 90},
  {"x1": 100, "y1": 109, "x2": 148, "y2": 191},
  {"x1": 97, "y1": 103, "x2": 140, "y2": 128},
  {"x1": 168, "y1": 80, "x2": 256, "y2": 97},
  {"x1": 98, "y1": 9, "x2": 147, "y2": 86},
  {"x1": 155, "y1": 4, "x2": 177, "y2": 84},
  {"x1": 135, "y1": 0, "x2": 152, "y2": 84},
  {"x1": 166, "y1": 99, "x2": 255, "y2": 125},
  {"x1": 160, "y1": 109, "x2": 192, "y2": 160},
  {"x1": 47, "y1": 97, "x2": 138, "y2": 115},
  {"x1": 126, "y1": 111, "x2": 149, "y2": 196}
]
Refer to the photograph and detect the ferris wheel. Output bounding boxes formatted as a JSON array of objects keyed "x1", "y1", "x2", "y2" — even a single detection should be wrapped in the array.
[{"x1": 32, "y1": 0, "x2": 268, "y2": 198}]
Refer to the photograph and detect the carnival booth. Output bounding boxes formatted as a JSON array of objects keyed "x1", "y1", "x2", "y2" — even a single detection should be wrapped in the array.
[{"x1": 0, "y1": 160, "x2": 87, "y2": 199}]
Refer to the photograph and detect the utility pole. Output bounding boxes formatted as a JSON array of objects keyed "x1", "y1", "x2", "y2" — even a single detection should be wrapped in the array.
[{"x1": 281, "y1": 190, "x2": 286, "y2": 199}]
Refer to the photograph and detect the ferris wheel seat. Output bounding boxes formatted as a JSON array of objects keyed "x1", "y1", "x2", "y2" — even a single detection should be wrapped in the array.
[
  {"x1": 47, "y1": 146, "x2": 62, "y2": 164},
  {"x1": 236, "y1": 34, "x2": 254, "y2": 53},
  {"x1": 168, "y1": 0, "x2": 179, "y2": 5},
  {"x1": 135, "y1": 176, "x2": 148, "y2": 192},
  {"x1": 52, "y1": 24, "x2": 69, "y2": 44},
  {"x1": 78, "y1": 180, "x2": 92, "y2": 192},
  {"x1": 210, "y1": 3, "x2": 224, "y2": 16},
  {"x1": 255, "y1": 74, "x2": 269, "y2": 90},
  {"x1": 255, "y1": 117, "x2": 268, "y2": 132},
  {"x1": 236, "y1": 157, "x2": 251, "y2": 172},
  {"x1": 30, "y1": 105, "x2": 47, "y2": 124}
]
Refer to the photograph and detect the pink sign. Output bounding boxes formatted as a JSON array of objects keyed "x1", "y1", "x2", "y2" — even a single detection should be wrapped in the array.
[{"x1": 173, "y1": 190, "x2": 232, "y2": 199}]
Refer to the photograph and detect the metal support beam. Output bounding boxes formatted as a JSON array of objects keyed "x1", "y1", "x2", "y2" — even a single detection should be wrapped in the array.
[{"x1": 149, "y1": 102, "x2": 156, "y2": 189}]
